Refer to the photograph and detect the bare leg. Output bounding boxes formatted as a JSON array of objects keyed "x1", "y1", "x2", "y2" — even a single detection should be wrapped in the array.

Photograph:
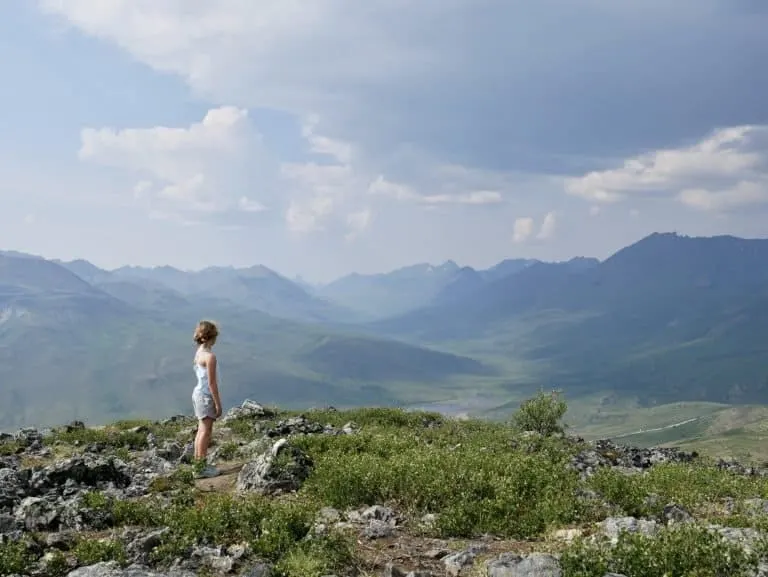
[{"x1": 197, "y1": 418, "x2": 214, "y2": 460}]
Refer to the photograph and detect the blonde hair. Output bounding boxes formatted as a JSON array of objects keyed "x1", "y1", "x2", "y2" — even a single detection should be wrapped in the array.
[{"x1": 193, "y1": 320, "x2": 219, "y2": 346}]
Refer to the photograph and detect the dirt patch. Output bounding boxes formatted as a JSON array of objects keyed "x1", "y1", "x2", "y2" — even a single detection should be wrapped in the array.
[{"x1": 195, "y1": 462, "x2": 244, "y2": 493}]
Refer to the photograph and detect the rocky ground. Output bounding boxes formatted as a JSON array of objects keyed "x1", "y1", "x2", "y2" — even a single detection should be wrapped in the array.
[{"x1": 3, "y1": 400, "x2": 768, "y2": 576}]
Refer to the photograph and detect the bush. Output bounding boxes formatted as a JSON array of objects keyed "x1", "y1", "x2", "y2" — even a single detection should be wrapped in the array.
[
  {"x1": 560, "y1": 524, "x2": 758, "y2": 577},
  {"x1": 80, "y1": 489, "x2": 354, "y2": 576},
  {"x1": 511, "y1": 390, "x2": 567, "y2": 437},
  {"x1": 0, "y1": 541, "x2": 35, "y2": 575},
  {"x1": 296, "y1": 425, "x2": 586, "y2": 538}
]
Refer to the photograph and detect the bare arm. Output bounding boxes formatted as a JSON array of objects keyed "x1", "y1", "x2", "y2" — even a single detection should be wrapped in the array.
[{"x1": 207, "y1": 353, "x2": 222, "y2": 416}]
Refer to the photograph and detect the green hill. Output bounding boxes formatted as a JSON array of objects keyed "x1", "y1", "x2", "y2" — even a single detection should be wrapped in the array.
[
  {"x1": 372, "y1": 233, "x2": 768, "y2": 406},
  {"x1": 0, "y1": 254, "x2": 492, "y2": 430}
]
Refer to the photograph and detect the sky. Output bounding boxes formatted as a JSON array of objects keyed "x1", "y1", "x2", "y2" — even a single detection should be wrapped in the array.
[{"x1": 2, "y1": 1, "x2": 768, "y2": 283}]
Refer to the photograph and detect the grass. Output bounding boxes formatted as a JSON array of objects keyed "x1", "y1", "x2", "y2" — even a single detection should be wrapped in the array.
[
  {"x1": 6, "y1": 404, "x2": 768, "y2": 576},
  {"x1": 561, "y1": 524, "x2": 759, "y2": 577}
]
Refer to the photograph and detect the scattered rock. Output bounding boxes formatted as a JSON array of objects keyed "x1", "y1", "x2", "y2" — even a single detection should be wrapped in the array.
[
  {"x1": 486, "y1": 552, "x2": 561, "y2": 577},
  {"x1": 443, "y1": 546, "x2": 487, "y2": 577},
  {"x1": 66, "y1": 562, "x2": 196, "y2": 577},
  {"x1": 571, "y1": 440, "x2": 698, "y2": 477},
  {"x1": 221, "y1": 400, "x2": 275, "y2": 424},
  {"x1": 362, "y1": 519, "x2": 395, "y2": 539},
  {"x1": 236, "y1": 439, "x2": 313, "y2": 495},
  {"x1": 15, "y1": 496, "x2": 62, "y2": 531},
  {"x1": 240, "y1": 563, "x2": 273, "y2": 577},
  {"x1": 662, "y1": 503, "x2": 694, "y2": 525},
  {"x1": 28, "y1": 455, "x2": 131, "y2": 493},
  {"x1": 599, "y1": 517, "x2": 658, "y2": 544}
]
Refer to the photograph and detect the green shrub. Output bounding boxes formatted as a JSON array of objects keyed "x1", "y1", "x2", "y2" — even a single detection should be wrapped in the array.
[
  {"x1": 588, "y1": 463, "x2": 768, "y2": 516},
  {"x1": 297, "y1": 427, "x2": 585, "y2": 538},
  {"x1": 511, "y1": 390, "x2": 568, "y2": 437},
  {"x1": 561, "y1": 524, "x2": 758, "y2": 577},
  {"x1": 72, "y1": 538, "x2": 127, "y2": 566},
  {"x1": 0, "y1": 540, "x2": 36, "y2": 575},
  {"x1": 274, "y1": 532, "x2": 356, "y2": 577}
]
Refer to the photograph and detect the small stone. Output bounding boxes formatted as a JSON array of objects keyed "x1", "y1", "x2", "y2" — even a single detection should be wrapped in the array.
[
  {"x1": 486, "y1": 552, "x2": 561, "y2": 577},
  {"x1": 425, "y1": 548, "x2": 450, "y2": 559},
  {"x1": 551, "y1": 528, "x2": 583, "y2": 542},
  {"x1": 241, "y1": 563, "x2": 273, "y2": 577},
  {"x1": 443, "y1": 550, "x2": 476, "y2": 577},
  {"x1": 363, "y1": 519, "x2": 395, "y2": 539},
  {"x1": 662, "y1": 503, "x2": 693, "y2": 525}
]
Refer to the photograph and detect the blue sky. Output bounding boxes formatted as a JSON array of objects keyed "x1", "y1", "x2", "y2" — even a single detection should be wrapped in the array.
[{"x1": 2, "y1": 1, "x2": 768, "y2": 282}]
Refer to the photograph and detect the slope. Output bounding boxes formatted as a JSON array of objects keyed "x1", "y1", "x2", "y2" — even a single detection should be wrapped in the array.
[
  {"x1": 109, "y1": 263, "x2": 358, "y2": 324},
  {"x1": 316, "y1": 261, "x2": 463, "y2": 318},
  {"x1": 0, "y1": 254, "x2": 492, "y2": 430},
  {"x1": 371, "y1": 233, "x2": 768, "y2": 405}
]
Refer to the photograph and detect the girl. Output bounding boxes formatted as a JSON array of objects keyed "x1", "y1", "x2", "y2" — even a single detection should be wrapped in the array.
[{"x1": 192, "y1": 320, "x2": 223, "y2": 478}]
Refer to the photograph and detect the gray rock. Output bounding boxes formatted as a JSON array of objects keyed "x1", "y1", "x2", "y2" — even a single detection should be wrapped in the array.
[
  {"x1": 241, "y1": 563, "x2": 273, "y2": 577},
  {"x1": 0, "y1": 511, "x2": 20, "y2": 532},
  {"x1": 384, "y1": 565, "x2": 433, "y2": 577},
  {"x1": 707, "y1": 524, "x2": 765, "y2": 554},
  {"x1": 570, "y1": 440, "x2": 698, "y2": 477},
  {"x1": 265, "y1": 416, "x2": 325, "y2": 437},
  {"x1": 236, "y1": 439, "x2": 313, "y2": 495},
  {"x1": 360, "y1": 505, "x2": 396, "y2": 523},
  {"x1": 599, "y1": 516, "x2": 658, "y2": 544},
  {"x1": 221, "y1": 400, "x2": 274, "y2": 424},
  {"x1": 125, "y1": 528, "x2": 169, "y2": 564},
  {"x1": 443, "y1": 550, "x2": 476, "y2": 577},
  {"x1": 486, "y1": 553, "x2": 561, "y2": 577},
  {"x1": 662, "y1": 503, "x2": 693, "y2": 525},
  {"x1": 362, "y1": 519, "x2": 395, "y2": 539},
  {"x1": 15, "y1": 496, "x2": 62, "y2": 531},
  {"x1": 28, "y1": 455, "x2": 131, "y2": 493},
  {"x1": 66, "y1": 563, "x2": 196, "y2": 577},
  {"x1": 316, "y1": 507, "x2": 341, "y2": 524},
  {"x1": 46, "y1": 530, "x2": 77, "y2": 550}
]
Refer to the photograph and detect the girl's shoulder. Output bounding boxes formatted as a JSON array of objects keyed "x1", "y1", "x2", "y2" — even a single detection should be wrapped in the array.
[{"x1": 195, "y1": 349, "x2": 216, "y2": 365}]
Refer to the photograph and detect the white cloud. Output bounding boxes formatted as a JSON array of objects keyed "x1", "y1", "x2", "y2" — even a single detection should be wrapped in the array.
[
  {"x1": 420, "y1": 191, "x2": 503, "y2": 206},
  {"x1": 344, "y1": 208, "x2": 372, "y2": 241},
  {"x1": 513, "y1": 217, "x2": 534, "y2": 243},
  {"x1": 565, "y1": 125, "x2": 768, "y2": 212},
  {"x1": 79, "y1": 106, "x2": 271, "y2": 218},
  {"x1": 537, "y1": 211, "x2": 557, "y2": 240}
]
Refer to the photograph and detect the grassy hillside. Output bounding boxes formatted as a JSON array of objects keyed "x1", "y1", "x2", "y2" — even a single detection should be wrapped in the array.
[{"x1": 4, "y1": 404, "x2": 768, "y2": 577}]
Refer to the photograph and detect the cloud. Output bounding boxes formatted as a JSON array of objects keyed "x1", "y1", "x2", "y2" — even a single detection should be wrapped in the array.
[
  {"x1": 537, "y1": 211, "x2": 557, "y2": 240},
  {"x1": 39, "y1": 0, "x2": 768, "y2": 182},
  {"x1": 79, "y1": 106, "x2": 270, "y2": 219},
  {"x1": 564, "y1": 125, "x2": 768, "y2": 212},
  {"x1": 344, "y1": 208, "x2": 372, "y2": 241},
  {"x1": 513, "y1": 217, "x2": 534, "y2": 243}
]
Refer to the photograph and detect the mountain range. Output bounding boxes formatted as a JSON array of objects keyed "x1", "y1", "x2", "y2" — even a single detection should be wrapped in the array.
[{"x1": 2, "y1": 231, "x2": 768, "y2": 429}]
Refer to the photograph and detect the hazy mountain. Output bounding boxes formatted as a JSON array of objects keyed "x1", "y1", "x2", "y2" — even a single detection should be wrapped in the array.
[
  {"x1": 6, "y1": 232, "x2": 768, "y2": 425},
  {"x1": 109, "y1": 264, "x2": 357, "y2": 323},
  {"x1": 316, "y1": 261, "x2": 466, "y2": 318},
  {"x1": 372, "y1": 233, "x2": 768, "y2": 405},
  {"x1": 0, "y1": 252, "x2": 491, "y2": 429},
  {"x1": 480, "y1": 258, "x2": 541, "y2": 282}
]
